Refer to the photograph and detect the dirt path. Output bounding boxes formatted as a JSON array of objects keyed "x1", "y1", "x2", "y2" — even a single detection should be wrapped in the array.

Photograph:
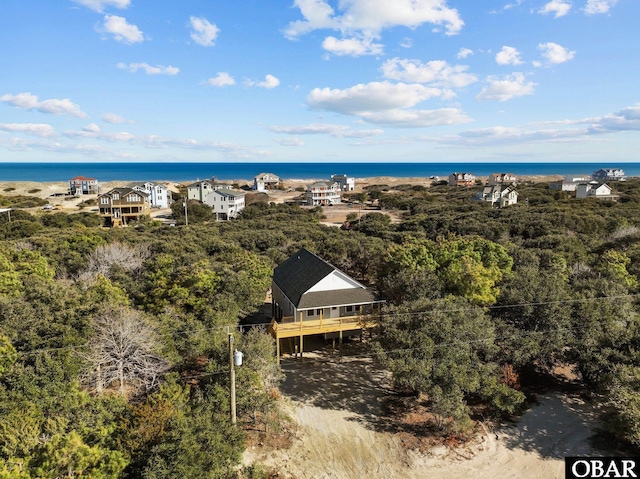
[{"x1": 244, "y1": 341, "x2": 601, "y2": 479}]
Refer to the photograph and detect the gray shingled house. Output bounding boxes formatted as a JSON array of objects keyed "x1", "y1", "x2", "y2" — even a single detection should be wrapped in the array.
[{"x1": 269, "y1": 248, "x2": 384, "y2": 360}]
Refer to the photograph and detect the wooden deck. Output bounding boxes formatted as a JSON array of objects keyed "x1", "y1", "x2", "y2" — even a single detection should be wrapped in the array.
[
  {"x1": 268, "y1": 314, "x2": 378, "y2": 339},
  {"x1": 269, "y1": 313, "x2": 379, "y2": 362}
]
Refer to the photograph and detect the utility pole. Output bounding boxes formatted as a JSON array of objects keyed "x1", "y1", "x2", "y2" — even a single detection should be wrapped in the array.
[
  {"x1": 229, "y1": 332, "x2": 236, "y2": 425},
  {"x1": 183, "y1": 199, "x2": 188, "y2": 226}
]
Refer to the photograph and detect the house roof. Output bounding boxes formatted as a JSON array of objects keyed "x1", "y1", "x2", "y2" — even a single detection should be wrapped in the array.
[
  {"x1": 208, "y1": 188, "x2": 245, "y2": 198},
  {"x1": 273, "y1": 248, "x2": 378, "y2": 309},
  {"x1": 101, "y1": 187, "x2": 149, "y2": 197},
  {"x1": 70, "y1": 176, "x2": 97, "y2": 181}
]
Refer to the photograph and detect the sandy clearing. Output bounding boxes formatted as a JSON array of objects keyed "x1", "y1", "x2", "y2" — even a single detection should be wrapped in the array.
[{"x1": 244, "y1": 341, "x2": 600, "y2": 479}]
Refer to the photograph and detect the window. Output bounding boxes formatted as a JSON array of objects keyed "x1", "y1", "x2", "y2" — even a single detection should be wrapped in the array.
[
  {"x1": 307, "y1": 310, "x2": 314, "y2": 317},
  {"x1": 128, "y1": 194, "x2": 140, "y2": 202},
  {"x1": 112, "y1": 193, "x2": 119, "y2": 200},
  {"x1": 100, "y1": 197, "x2": 109, "y2": 204},
  {"x1": 346, "y1": 305, "x2": 353, "y2": 313}
]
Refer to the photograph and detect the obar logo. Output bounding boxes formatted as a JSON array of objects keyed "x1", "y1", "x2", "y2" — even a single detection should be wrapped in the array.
[{"x1": 566, "y1": 458, "x2": 639, "y2": 478}]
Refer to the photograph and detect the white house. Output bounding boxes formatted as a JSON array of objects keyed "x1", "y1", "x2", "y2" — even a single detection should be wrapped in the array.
[
  {"x1": 253, "y1": 173, "x2": 281, "y2": 192},
  {"x1": 331, "y1": 174, "x2": 355, "y2": 191},
  {"x1": 203, "y1": 188, "x2": 245, "y2": 220},
  {"x1": 549, "y1": 177, "x2": 589, "y2": 192},
  {"x1": 476, "y1": 185, "x2": 518, "y2": 207},
  {"x1": 306, "y1": 181, "x2": 341, "y2": 206},
  {"x1": 592, "y1": 168, "x2": 625, "y2": 181},
  {"x1": 131, "y1": 182, "x2": 172, "y2": 209},
  {"x1": 576, "y1": 182, "x2": 619, "y2": 200}
]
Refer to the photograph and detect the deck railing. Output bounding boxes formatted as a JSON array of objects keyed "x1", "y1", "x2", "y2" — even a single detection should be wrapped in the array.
[{"x1": 268, "y1": 312, "x2": 379, "y2": 338}]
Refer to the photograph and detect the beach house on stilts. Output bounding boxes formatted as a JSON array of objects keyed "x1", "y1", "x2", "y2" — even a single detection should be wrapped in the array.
[{"x1": 268, "y1": 248, "x2": 384, "y2": 362}]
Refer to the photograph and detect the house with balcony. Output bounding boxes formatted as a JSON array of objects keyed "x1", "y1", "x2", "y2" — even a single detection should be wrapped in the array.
[
  {"x1": 487, "y1": 173, "x2": 517, "y2": 186},
  {"x1": 203, "y1": 188, "x2": 245, "y2": 220},
  {"x1": 69, "y1": 176, "x2": 99, "y2": 195},
  {"x1": 592, "y1": 168, "x2": 625, "y2": 182},
  {"x1": 331, "y1": 174, "x2": 355, "y2": 191},
  {"x1": 253, "y1": 173, "x2": 281, "y2": 192},
  {"x1": 448, "y1": 172, "x2": 476, "y2": 187},
  {"x1": 306, "y1": 181, "x2": 341, "y2": 206},
  {"x1": 576, "y1": 182, "x2": 619, "y2": 201},
  {"x1": 476, "y1": 185, "x2": 518, "y2": 207},
  {"x1": 98, "y1": 188, "x2": 150, "y2": 227},
  {"x1": 131, "y1": 182, "x2": 173, "y2": 208},
  {"x1": 187, "y1": 180, "x2": 230, "y2": 202},
  {"x1": 269, "y1": 248, "x2": 384, "y2": 361}
]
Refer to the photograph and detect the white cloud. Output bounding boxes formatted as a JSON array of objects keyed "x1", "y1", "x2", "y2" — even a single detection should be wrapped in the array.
[
  {"x1": 435, "y1": 103, "x2": 640, "y2": 146},
  {"x1": 308, "y1": 81, "x2": 443, "y2": 115},
  {"x1": 117, "y1": 62, "x2": 180, "y2": 75},
  {"x1": 83, "y1": 123, "x2": 101, "y2": 133},
  {"x1": 400, "y1": 37, "x2": 413, "y2": 48},
  {"x1": 584, "y1": 0, "x2": 618, "y2": 14},
  {"x1": 307, "y1": 81, "x2": 471, "y2": 127},
  {"x1": 538, "y1": 42, "x2": 575, "y2": 64},
  {"x1": 246, "y1": 74, "x2": 280, "y2": 89},
  {"x1": 72, "y1": 0, "x2": 130, "y2": 12},
  {"x1": 381, "y1": 58, "x2": 477, "y2": 88},
  {"x1": 476, "y1": 73, "x2": 536, "y2": 101},
  {"x1": 0, "y1": 92, "x2": 87, "y2": 118},
  {"x1": 274, "y1": 137, "x2": 305, "y2": 146},
  {"x1": 357, "y1": 108, "x2": 471, "y2": 127},
  {"x1": 457, "y1": 48, "x2": 473, "y2": 59},
  {"x1": 102, "y1": 112, "x2": 129, "y2": 124},
  {"x1": 189, "y1": 16, "x2": 220, "y2": 47},
  {"x1": 538, "y1": 0, "x2": 572, "y2": 18},
  {"x1": 284, "y1": 0, "x2": 464, "y2": 57},
  {"x1": 207, "y1": 72, "x2": 235, "y2": 87},
  {"x1": 99, "y1": 15, "x2": 143, "y2": 44},
  {"x1": 269, "y1": 123, "x2": 383, "y2": 138},
  {"x1": 495, "y1": 46, "x2": 523, "y2": 65},
  {"x1": 0, "y1": 123, "x2": 56, "y2": 138},
  {"x1": 321, "y1": 36, "x2": 383, "y2": 56}
]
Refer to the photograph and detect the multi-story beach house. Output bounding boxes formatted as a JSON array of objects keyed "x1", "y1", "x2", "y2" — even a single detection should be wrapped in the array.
[
  {"x1": 98, "y1": 188, "x2": 151, "y2": 227},
  {"x1": 476, "y1": 185, "x2": 518, "y2": 207},
  {"x1": 448, "y1": 172, "x2": 476, "y2": 187},
  {"x1": 306, "y1": 181, "x2": 341, "y2": 206},
  {"x1": 269, "y1": 248, "x2": 384, "y2": 362},
  {"x1": 331, "y1": 174, "x2": 355, "y2": 191},
  {"x1": 131, "y1": 182, "x2": 173, "y2": 209},
  {"x1": 576, "y1": 182, "x2": 619, "y2": 201},
  {"x1": 253, "y1": 173, "x2": 281, "y2": 192},
  {"x1": 187, "y1": 180, "x2": 230, "y2": 202},
  {"x1": 202, "y1": 188, "x2": 245, "y2": 220},
  {"x1": 69, "y1": 176, "x2": 99, "y2": 195},
  {"x1": 592, "y1": 168, "x2": 626, "y2": 181},
  {"x1": 487, "y1": 173, "x2": 517, "y2": 186},
  {"x1": 549, "y1": 176, "x2": 589, "y2": 192}
]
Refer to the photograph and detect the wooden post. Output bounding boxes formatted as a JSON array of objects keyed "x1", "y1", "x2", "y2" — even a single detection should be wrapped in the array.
[
  {"x1": 299, "y1": 334, "x2": 304, "y2": 360},
  {"x1": 276, "y1": 337, "x2": 280, "y2": 365}
]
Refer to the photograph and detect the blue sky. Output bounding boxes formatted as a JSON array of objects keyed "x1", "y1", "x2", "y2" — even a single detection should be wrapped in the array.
[{"x1": 0, "y1": 0, "x2": 638, "y2": 163}]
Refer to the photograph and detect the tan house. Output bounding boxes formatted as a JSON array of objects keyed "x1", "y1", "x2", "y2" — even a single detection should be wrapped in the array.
[
  {"x1": 448, "y1": 172, "x2": 476, "y2": 187},
  {"x1": 487, "y1": 173, "x2": 517, "y2": 186},
  {"x1": 98, "y1": 188, "x2": 151, "y2": 227},
  {"x1": 269, "y1": 248, "x2": 384, "y2": 361}
]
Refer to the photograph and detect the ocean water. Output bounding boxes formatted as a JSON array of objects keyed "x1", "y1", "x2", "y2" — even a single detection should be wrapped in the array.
[{"x1": 0, "y1": 162, "x2": 638, "y2": 182}]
